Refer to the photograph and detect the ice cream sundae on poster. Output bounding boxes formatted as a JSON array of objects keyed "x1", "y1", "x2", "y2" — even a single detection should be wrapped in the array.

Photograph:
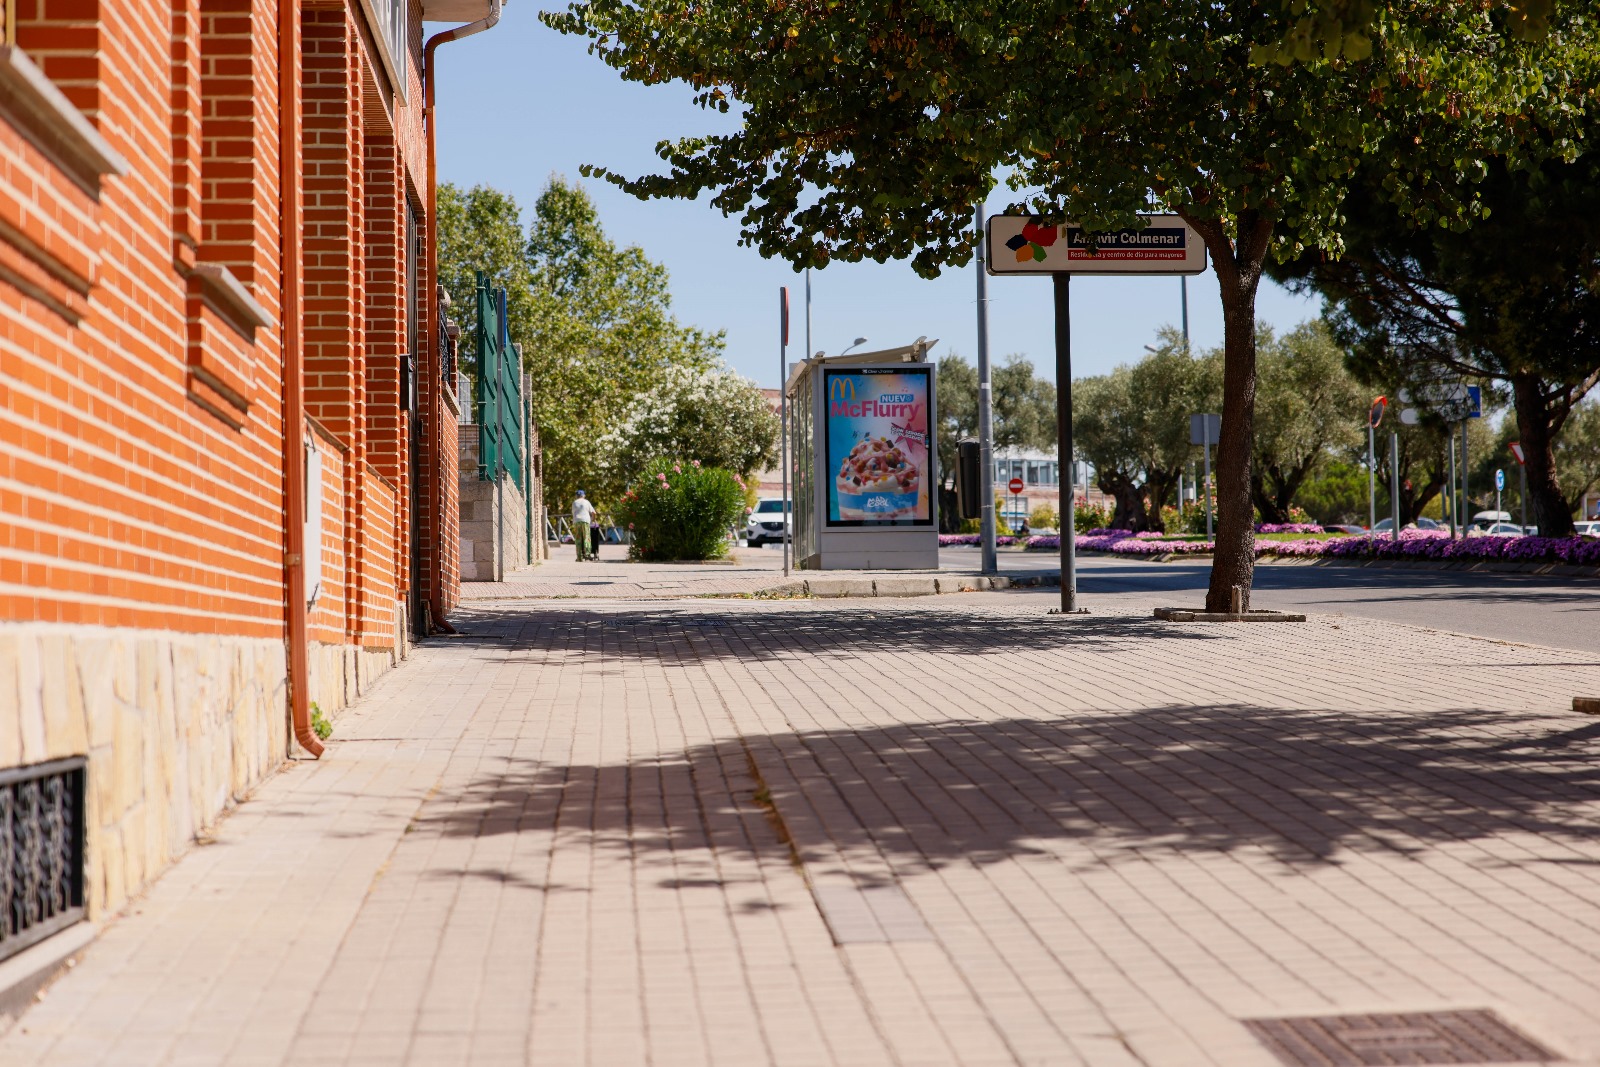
[{"x1": 825, "y1": 368, "x2": 932, "y2": 525}]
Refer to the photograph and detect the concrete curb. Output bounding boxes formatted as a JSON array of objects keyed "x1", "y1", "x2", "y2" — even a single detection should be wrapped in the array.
[
  {"x1": 1154, "y1": 607, "x2": 1308, "y2": 623},
  {"x1": 749, "y1": 572, "x2": 1062, "y2": 599}
]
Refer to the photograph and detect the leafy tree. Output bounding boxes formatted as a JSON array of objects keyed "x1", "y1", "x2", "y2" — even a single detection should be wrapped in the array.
[
  {"x1": 1248, "y1": 321, "x2": 1364, "y2": 522},
  {"x1": 934, "y1": 352, "x2": 1057, "y2": 530},
  {"x1": 596, "y1": 364, "x2": 779, "y2": 491},
  {"x1": 992, "y1": 356, "x2": 1057, "y2": 455},
  {"x1": 934, "y1": 354, "x2": 978, "y2": 531},
  {"x1": 1270, "y1": 147, "x2": 1600, "y2": 537},
  {"x1": 435, "y1": 183, "x2": 536, "y2": 375},
  {"x1": 1075, "y1": 332, "x2": 1221, "y2": 532},
  {"x1": 1563, "y1": 402, "x2": 1600, "y2": 519},
  {"x1": 544, "y1": 0, "x2": 1592, "y2": 610},
  {"x1": 1476, "y1": 402, "x2": 1600, "y2": 522},
  {"x1": 1294, "y1": 460, "x2": 1369, "y2": 527},
  {"x1": 436, "y1": 177, "x2": 726, "y2": 506}
]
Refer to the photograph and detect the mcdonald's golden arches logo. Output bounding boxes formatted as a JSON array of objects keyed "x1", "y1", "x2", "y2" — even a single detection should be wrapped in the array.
[{"x1": 828, "y1": 377, "x2": 858, "y2": 402}]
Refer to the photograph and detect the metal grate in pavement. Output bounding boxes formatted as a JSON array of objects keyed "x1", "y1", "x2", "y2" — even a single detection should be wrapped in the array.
[
  {"x1": 811, "y1": 884, "x2": 934, "y2": 944},
  {"x1": 1243, "y1": 1010, "x2": 1560, "y2": 1065}
]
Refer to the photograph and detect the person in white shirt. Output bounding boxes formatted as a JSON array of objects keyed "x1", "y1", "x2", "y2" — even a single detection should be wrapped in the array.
[{"x1": 572, "y1": 490, "x2": 596, "y2": 561}]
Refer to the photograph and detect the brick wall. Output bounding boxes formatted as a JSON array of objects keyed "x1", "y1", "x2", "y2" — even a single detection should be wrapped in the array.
[{"x1": 0, "y1": 0, "x2": 457, "y2": 917}]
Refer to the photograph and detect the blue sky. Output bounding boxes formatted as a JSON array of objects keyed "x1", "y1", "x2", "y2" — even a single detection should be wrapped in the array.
[{"x1": 429, "y1": 9, "x2": 1324, "y2": 389}]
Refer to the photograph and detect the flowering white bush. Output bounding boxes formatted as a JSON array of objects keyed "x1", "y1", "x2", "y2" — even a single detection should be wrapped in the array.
[{"x1": 597, "y1": 364, "x2": 778, "y2": 487}]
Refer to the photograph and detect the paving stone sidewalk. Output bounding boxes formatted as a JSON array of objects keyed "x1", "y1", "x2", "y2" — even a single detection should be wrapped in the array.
[{"x1": 5, "y1": 587, "x2": 1600, "y2": 1067}]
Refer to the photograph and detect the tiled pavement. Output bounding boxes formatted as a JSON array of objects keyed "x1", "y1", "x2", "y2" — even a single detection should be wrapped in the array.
[{"x1": 5, "y1": 581, "x2": 1600, "y2": 1066}]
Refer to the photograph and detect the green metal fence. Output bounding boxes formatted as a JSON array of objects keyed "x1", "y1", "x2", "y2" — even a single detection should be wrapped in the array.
[{"x1": 474, "y1": 271, "x2": 523, "y2": 484}]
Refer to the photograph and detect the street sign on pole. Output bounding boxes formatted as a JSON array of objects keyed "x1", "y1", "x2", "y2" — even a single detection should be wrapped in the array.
[
  {"x1": 1008, "y1": 477, "x2": 1024, "y2": 495},
  {"x1": 986, "y1": 214, "x2": 1208, "y2": 276},
  {"x1": 1189, "y1": 413, "x2": 1221, "y2": 445},
  {"x1": 1496, "y1": 469, "x2": 1505, "y2": 492},
  {"x1": 1509, "y1": 441, "x2": 1525, "y2": 465},
  {"x1": 1369, "y1": 396, "x2": 1387, "y2": 428}
]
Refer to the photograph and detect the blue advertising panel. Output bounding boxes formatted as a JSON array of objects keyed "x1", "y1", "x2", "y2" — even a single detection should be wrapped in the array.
[{"x1": 824, "y1": 367, "x2": 933, "y2": 526}]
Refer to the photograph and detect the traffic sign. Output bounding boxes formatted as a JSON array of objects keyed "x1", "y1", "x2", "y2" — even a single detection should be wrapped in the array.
[
  {"x1": 1400, "y1": 407, "x2": 1421, "y2": 426},
  {"x1": 1189, "y1": 413, "x2": 1221, "y2": 446},
  {"x1": 1008, "y1": 477, "x2": 1024, "y2": 495},
  {"x1": 1496, "y1": 469, "x2": 1506, "y2": 491},
  {"x1": 987, "y1": 214, "x2": 1208, "y2": 276},
  {"x1": 1368, "y1": 396, "x2": 1387, "y2": 428},
  {"x1": 1397, "y1": 383, "x2": 1482, "y2": 419},
  {"x1": 1509, "y1": 441, "x2": 1525, "y2": 466}
]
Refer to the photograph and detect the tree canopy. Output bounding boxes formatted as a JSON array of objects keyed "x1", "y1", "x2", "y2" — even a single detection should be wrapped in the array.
[
  {"x1": 436, "y1": 177, "x2": 727, "y2": 506},
  {"x1": 545, "y1": 0, "x2": 1595, "y2": 609},
  {"x1": 1247, "y1": 321, "x2": 1365, "y2": 522},
  {"x1": 596, "y1": 364, "x2": 779, "y2": 494},
  {"x1": 1270, "y1": 148, "x2": 1600, "y2": 535},
  {"x1": 1074, "y1": 330, "x2": 1221, "y2": 532}
]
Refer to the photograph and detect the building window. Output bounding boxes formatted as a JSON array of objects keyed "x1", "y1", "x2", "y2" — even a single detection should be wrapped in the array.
[{"x1": 357, "y1": 0, "x2": 408, "y2": 103}]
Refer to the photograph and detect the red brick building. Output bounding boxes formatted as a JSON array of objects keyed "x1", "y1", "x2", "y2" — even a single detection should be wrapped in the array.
[{"x1": 0, "y1": 0, "x2": 496, "y2": 946}]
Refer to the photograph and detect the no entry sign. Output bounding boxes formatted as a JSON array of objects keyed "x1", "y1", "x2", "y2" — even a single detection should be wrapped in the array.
[
  {"x1": 986, "y1": 214, "x2": 1208, "y2": 276},
  {"x1": 1008, "y1": 477, "x2": 1024, "y2": 494}
]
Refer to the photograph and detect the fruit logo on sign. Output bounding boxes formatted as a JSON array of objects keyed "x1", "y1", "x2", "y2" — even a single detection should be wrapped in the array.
[{"x1": 1004, "y1": 220, "x2": 1057, "y2": 264}]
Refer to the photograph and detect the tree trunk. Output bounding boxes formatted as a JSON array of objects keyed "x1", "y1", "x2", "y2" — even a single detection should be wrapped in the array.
[
  {"x1": 1186, "y1": 212, "x2": 1273, "y2": 612},
  {"x1": 1511, "y1": 373, "x2": 1575, "y2": 537},
  {"x1": 1250, "y1": 472, "x2": 1283, "y2": 525},
  {"x1": 1100, "y1": 472, "x2": 1149, "y2": 531},
  {"x1": 938, "y1": 485, "x2": 960, "y2": 533}
]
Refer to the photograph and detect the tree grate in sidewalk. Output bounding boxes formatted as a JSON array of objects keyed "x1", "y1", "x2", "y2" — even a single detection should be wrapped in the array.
[{"x1": 1243, "y1": 1010, "x2": 1560, "y2": 1065}]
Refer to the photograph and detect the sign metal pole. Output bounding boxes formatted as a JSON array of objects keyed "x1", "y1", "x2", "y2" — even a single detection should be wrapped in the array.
[
  {"x1": 1447, "y1": 436, "x2": 1457, "y2": 537},
  {"x1": 1366, "y1": 396, "x2": 1385, "y2": 539},
  {"x1": 1390, "y1": 431, "x2": 1401, "y2": 542},
  {"x1": 1461, "y1": 421, "x2": 1470, "y2": 533},
  {"x1": 1054, "y1": 273, "x2": 1077, "y2": 612},
  {"x1": 1520, "y1": 463, "x2": 1527, "y2": 530},
  {"x1": 975, "y1": 207, "x2": 998, "y2": 575},
  {"x1": 779, "y1": 287, "x2": 790, "y2": 577},
  {"x1": 1203, "y1": 420, "x2": 1213, "y2": 541}
]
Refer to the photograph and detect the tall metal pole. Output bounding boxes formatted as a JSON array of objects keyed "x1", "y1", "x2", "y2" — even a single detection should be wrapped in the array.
[
  {"x1": 1202, "y1": 421, "x2": 1213, "y2": 540},
  {"x1": 1460, "y1": 420, "x2": 1470, "y2": 531},
  {"x1": 1446, "y1": 437, "x2": 1458, "y2": 537},
  {"x1": 1053, "y1": 273, "x2": 1077, "y2": 611},
  {"x1": 975, "y1": 206, "x2": 998, "y2": 575},
  {"x1": 780, "y1": 287, "x2": 790, "y2": 577},
  {"x1": 1390, "y1": 431, "x2": 1401, "y2": 542},
  {"x1": 1368, "y1": 424, "x2": 1377, "y2": 538},
  {"x1": 1180, "y1": 276, "x2": 1189, "y2": 348}
]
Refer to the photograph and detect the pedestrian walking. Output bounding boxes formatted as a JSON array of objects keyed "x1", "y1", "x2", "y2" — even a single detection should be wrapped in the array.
[
  {"x1": 572, "y1": 490, "x2": 595, "y2": 562},
  {"x1": 589, "y1": 503, "x2": 602, "y2": 562}
]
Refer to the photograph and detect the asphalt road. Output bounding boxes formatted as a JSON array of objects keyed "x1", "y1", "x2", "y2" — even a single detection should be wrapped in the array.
[{"x1": 941, "y1": 546, "x2": 1600, "y2": 656}]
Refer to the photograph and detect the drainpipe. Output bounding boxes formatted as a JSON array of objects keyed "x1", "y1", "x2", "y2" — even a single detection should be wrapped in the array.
[
  {"x1": 423, "y1": 0, "x2": 502, "y2": 633},
  {"x1": 280, "y1": 0, "x2": 322, "y2": 756}
]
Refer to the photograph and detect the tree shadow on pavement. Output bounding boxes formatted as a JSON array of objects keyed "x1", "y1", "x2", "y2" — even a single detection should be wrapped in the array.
[
  {"x1": 412, "y1": 702, "x2": 1600, "y2": 876},
  {"x1": 441, "y1": 604, "x2": 1226, "y2": 663}
]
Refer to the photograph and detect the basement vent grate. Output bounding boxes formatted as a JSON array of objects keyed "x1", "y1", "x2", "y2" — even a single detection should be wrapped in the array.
[
  {"x1": 0, "y1": 757, "x2": 87, "y2": 963},
  {"x1": 1243, "y1": 1010, "x2": 1559, "y2": 1066}
]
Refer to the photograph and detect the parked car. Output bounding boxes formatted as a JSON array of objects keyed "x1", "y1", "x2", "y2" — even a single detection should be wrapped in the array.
[
  {"x1": 1327, "y1": 524, "x2": 1367, "y2": 536},
  {"x1": 1371, "y1": 517, "x2": 1442, "y2": 533},
  {"x1": 1574, "y1": 520, "x2": 1599, "y2": 538},
  {"x1": 1468, "y1": 523, "x2": 1525, "y2": 537},
  {"x1": 744, "y1": 498, "x2": 791, "y2": 547}
]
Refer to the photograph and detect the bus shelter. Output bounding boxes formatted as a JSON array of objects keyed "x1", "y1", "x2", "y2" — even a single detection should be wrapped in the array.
[{"x1": 785, "y1": 340, "x2": 938, "y2": 570}]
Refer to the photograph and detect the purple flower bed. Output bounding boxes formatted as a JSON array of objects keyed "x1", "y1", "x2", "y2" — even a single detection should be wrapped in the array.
[
  {"x1": 938, "y1": 534, "x2": 1016, "y2": 547},
  {"x1": 1034, "y1": 526, "x2": 1600, "y2": 567},
  {"x1": 1256, "y1": 523, "x2": 1325, "y2": 534}
]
